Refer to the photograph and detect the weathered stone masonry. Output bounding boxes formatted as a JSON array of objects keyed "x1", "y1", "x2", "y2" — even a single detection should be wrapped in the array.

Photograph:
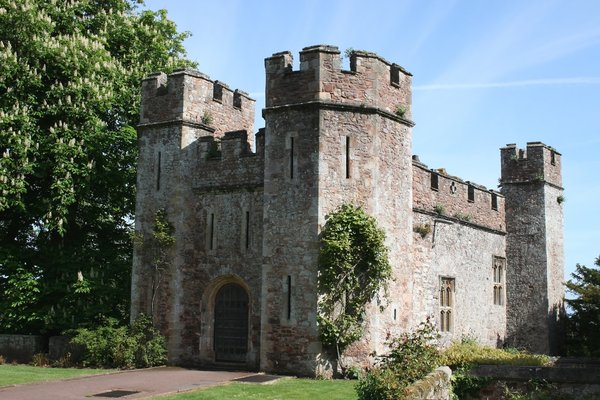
[{"x1": 131, "y1": 45, "x2": 565, "y2": 376}]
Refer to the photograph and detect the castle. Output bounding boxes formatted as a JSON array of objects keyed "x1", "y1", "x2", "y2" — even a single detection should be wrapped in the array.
[{"x1": 131, "y1": 45, "x2": 565, "y2": 376}]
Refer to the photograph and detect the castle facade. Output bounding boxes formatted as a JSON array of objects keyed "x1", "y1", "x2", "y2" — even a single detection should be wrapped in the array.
[{"x1": 131, "y1": 45, "x2": 564, "y2": 376}]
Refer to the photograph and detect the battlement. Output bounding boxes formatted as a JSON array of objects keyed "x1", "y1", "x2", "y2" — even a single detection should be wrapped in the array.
[
  {"x1": 140, "y1": 69, "x2": 255, "y2": 146},
  {"x1": 265, "y1": 45, "x2": 412, "y2": 120},
  {"x1": 500, "y1": 142, "x2": 562, "y2": 188},
  {"x1": 412, "y1": 158, "x2": 506, "y2": 232}
]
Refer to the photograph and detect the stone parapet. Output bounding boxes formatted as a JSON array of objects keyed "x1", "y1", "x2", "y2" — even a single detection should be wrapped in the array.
[
  {"x1": 265, "y1": 45, "x2": 412, "y2": 120},
  {"x1": 500, "y1": 142, "x2": 562, "y2": 188},
  {"x1": 413, "y1": 161, "x2": 506, "y2": 232}
]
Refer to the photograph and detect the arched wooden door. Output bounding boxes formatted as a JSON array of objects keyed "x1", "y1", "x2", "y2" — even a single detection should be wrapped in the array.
[{"x1": 214, "y1": 283, "x2": 249, "y2": 362}]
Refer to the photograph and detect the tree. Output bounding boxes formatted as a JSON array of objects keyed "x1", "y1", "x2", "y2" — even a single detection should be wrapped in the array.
[
  {"x1": 317, "y1": 203, "x2": 392, "y2": 373},
  {"x1": 564, "y1": 255, "x2": 600, "y2": 356},
  {"x1": 0, "y1": 0, "x2": 196, "y2": 334}
]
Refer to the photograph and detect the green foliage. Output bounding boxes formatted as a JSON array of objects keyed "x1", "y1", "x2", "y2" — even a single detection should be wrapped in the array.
[
  {"x1": 557, "y1": 195, "x2": 565, "y2": 204},
  {"x1": 30, "y1": 353, "x2": 49, "y2": 367},
  {"x1": 356, "y1": 319, "x2": 441, "y2": 400},
  {"x1": 450, "y1": 366, "x2": 491, "y2": 400},
  {"x1": 318, "y1": 204, "x2": 391, "y2": 359},
  {"x1": 69, "y1": 314, "x2": 166, "y2": 369},
  {"x1": 434, "y1": 204, "x2": 446, "y2": 216},
  {"x1": 564, "y1": 256, "x2": 600, "y2": 356},
  {"x1": 394, "y1": 105, "x2": 406, "y2": 117},
  {"x1": 0, "y1": 266, "x2": 42, "y2": 332},
  {"x1": 201, "y1": 110, "x2": 213, "y2": 125},
  {"x1": 148, "y1": 209, "x2": 175, "y2": 319},
  {"x1": 440, "y1": 340, "x2": 551, "y2": 369},
  {"x1": 441, "y1": 339, "x2": 551, "y2": 400},
  {"x1": 413, "y1": 223, "x2": 432, "y2": 238},
  {"x1": 0, "y1": 0, "x2": 195, "y2": 334},
  {"x1": 452, "y1": 212, "x2": 471, "y2": 222}
]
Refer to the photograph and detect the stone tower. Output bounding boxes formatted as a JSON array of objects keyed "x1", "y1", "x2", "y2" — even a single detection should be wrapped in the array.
[
  {"x1": 501, "y1": 142, "x2": 565, "y2": 354},
  {"x1": 260, "y1": 45, "x2": 415, "y2": 374},
  {"x1": 131, "y1": 69, "x2": 258, "y2": 363}
]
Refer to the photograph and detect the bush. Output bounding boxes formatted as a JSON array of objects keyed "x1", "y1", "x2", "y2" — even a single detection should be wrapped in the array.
[
  {"x1": 441, "y1": 338, "x2": 552, "y2": 399},
  {"x1": 356, "y1": 319, "x2": 440, "y2": 400},
  {"x1": 69, "y1": 314, "x2": 166, "y2": 369},
  {"x1": 30, "y1": 353, "x2": 49, "y2": 367},
  {"x1": 440, "y1": 340, "x2": 551, "y2": 368}
]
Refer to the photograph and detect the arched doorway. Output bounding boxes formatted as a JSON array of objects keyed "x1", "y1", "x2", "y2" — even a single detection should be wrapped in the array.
[{"x1": 214, "y1": 283, "x2": 249, "y2": 362}]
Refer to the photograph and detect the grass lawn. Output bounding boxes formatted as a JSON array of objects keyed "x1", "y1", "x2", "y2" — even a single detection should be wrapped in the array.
[
  {"x1": 0, "y1": 364, "x2": 115, "y2": 387},
  {"x1": 161, "y1": 378, "x2": 357, "y2": 400}
]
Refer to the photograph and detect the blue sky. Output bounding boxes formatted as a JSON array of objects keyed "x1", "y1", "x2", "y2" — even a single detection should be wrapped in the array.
[{"x1": 143, "y1": 0, "x2": 600, "y2": 281}]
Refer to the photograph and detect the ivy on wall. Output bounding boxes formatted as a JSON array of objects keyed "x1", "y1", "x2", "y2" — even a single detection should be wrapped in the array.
[{"x1": 317, "y1": 203, "x2": 392, "y2": 370}]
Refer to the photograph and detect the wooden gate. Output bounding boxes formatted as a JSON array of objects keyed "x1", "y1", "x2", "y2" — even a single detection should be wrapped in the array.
[{"x1": 214, "y1": 283, "x2": 248, "y2": 362}]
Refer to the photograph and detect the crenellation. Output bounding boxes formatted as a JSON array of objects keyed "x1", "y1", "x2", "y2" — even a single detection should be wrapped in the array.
[
  {"x1": 265, "y1": 46, "x2": 412, "y2": 119},
  {"x1": 132, "y1": 44, "x2": 565, "y2": 375},
  {"x1": 413, "y1": 162, "x2": 506, "y2": 231},
  {"x1": 500, "y1": 142, "x2": 562, "y2": 188}
]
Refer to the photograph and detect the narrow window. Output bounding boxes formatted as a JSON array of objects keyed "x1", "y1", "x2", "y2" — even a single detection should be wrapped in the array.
[
  {"x1": 208, "y1": 212, "x2": 215, "y2": 250},
  {"x1": 289, "y1": 136, "x2": 295, "y2": 179},
  {"x1": 493, "y1": 256, "x2": 505, "y2": 305},
  {"x1": 156, "y1": 151, "x2": 161, "y2": 191},
  {"x1": 430, "y1": 172, "x2": 439, "y2": 191},
  {"x1": 245, "y1": 211, "x2": 250, "y2": 249},
  {"x1": 286, "y1": 275, "x2": 292, "y2": 320},
  {"x1": 491, "y1": 193, "x2": 498, "y2": 211},
  {"x1": 393, "y1": 308, "x2": 397, "y2": 321},
  {"x1": 551, "y1": 151, "x2": 556, "y2": 166},
  {"x1": 468, "y1": 184, "x2": 475, "y2": 203},
  {"x1": 345, "y1": 136, "x2": 351, "y2": 179},
  {"x1": 439, "y1": 277, "x2": 455, "y2": 332}
]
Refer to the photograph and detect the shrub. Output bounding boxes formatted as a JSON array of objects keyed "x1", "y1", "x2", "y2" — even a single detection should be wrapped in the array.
[
  {"x1": 440, "y1": 340, "x2": 551, "y2": 368},
  {"x1": 69, "y1": 314, "x2": 166, "y2": 369},
  {"x1": 31, "y1": 353, "x2": 49, "y2": 367},
  {"x1": 356, "y1": 319, "x2": 440, "y2": 400},
  {"x1": 441, "y1": 339, "x2": 552, "y2": 399}
]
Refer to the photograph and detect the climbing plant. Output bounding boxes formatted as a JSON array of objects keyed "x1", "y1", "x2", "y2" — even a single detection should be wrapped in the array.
[
  {"x1": 149, "y1": 209, "x2": 175, "y2": 320},
  {"x1": 317, "y1": 203, "x2": 392, "y2": 369}
]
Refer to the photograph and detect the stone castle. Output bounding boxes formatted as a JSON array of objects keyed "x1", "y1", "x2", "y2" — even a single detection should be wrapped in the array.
[{"x1": 131, "y1": 45, "x2": 565, "y2": 376}]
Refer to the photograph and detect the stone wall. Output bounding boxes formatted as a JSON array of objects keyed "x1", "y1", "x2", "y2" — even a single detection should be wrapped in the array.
[
  {"x1": 261, "y1": 45, "x2": 414, "y2": 375},
  {"x1": 413, "y1": 160, "x2": 505, "y2": 232},
  {"x1": 132, "y1": 70, "x2": 262, "y2": 368},
  {"x1": 404, "y1": 366, "x2": 452, "y2": 400},
  {"x1": 0, "y1": 335, "x2": 46, "y2": 363},
  {"x1": 470, "y1": 364, "x2": 600, "y2": 399},
  {"x1": 501, "y1": 142, "x2": 564, "y2": 354},
  {"x1": 412, "y1": 210, "x2": 506, "y2": 347}
]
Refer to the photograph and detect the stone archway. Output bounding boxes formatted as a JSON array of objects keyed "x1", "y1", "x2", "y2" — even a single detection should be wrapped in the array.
[{"x1": 213, "y1": 283, "x2": 249, "y2": 362}]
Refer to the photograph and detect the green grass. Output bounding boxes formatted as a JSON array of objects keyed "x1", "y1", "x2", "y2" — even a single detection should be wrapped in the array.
[
  {"x1": 0, "y1": 364, "x2": 115, "y2": 387},
  {"x1": 440, "y1": 341, "x2": 552, "y2": 368},
  {"x1": 161, "y1": 378, "x2": 357, "y2": 400}
]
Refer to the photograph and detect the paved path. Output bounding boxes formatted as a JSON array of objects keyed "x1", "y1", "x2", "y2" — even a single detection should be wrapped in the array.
[{"x1": 0, "y1": 367, "x2": 254, "y2": 400}]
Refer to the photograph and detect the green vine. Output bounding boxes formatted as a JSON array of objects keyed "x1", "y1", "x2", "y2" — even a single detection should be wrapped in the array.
[
  {"x1": 318, "y1": 203, "x2": 391, "y2": 374},
  {"x1": 149, "y1": 209, "x2": 175, "y2": 320}
]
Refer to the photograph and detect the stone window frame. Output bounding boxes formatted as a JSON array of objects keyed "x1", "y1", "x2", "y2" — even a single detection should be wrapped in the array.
[
  {"x1": 213, "y1": 81, "x2": 223, "y2": 103},
  {"x1": 493, "y1": 256, "x2": 505, "y2": 306},
  {"x1": 439, "y1": 276, "x2": 455, "y2": 332}
]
